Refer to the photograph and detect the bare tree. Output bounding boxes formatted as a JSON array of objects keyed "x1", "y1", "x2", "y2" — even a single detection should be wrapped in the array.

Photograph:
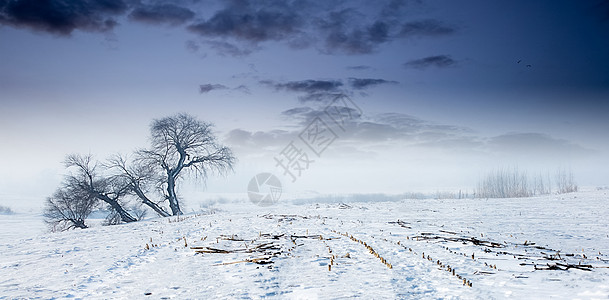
[
  {"x1": 556, "y1": 167, "x2": 578, "y2": 194},
  {"x1": 477, "y1": 167, "x2": 578, "y2": 198},
  {"x1": 106, "y1": 154, "x2": 170, "y2": 217},
  {"x1": 476, "y1": 167, "x2": 533, "y2": 198},
  {"x1": 64, "y1": 154, "x2": 136, "y2": 223},
  {"x1": 137, "y1": 113, "x2": 236, "y2": 215},
  {"x1": 532, "y1": 172, "x2": 549, "y2": 196},
  {"x1": 43, "y1": 184, "x2": 98, "y2": 231}
]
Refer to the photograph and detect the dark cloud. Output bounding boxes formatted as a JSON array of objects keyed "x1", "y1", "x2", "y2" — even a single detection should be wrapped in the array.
[
  {"x1": 281, "y1": 106, "x2": 324, "y2": 126},
  {"x1": 232, "y1": 107, "x2": 476, "y2": 153},
  {"x1": 184, "y1": 40, "x2": 207, "y2": 59},
  {"x1": 324, "y1": 30, "x2": 375, "y2": 54},
  {"x1": 379, "y1": 0, "x2": 425, "y2": 20},
  {"x1": 261, "y1": 79, "x2": 344, "y2": 102},
  {"x1": 185, "y1": 1, "x2": 314, "y2": 55},
  {"x1": 226, "y1": 107, "x2": 591, "y2": 165},
  {"x1": 0, "y1": 0, "x2": 127, "y2": 35},
  {"x1": 380, "y1": 0, "x2": 411, "y2": 18},
  {"x1": 233, "y1": 84, "x2": 251, "y2": 94},
  {"x1": 1, "y1": 0, "x2": 456, "y2": 56},
  {"x1": 346, "y1": 65, "x2": 372, "y2": 71},
  {"x1": 273, "y1": 80, "x2": 343, "y2": 93},
  {"x1": 185, "y1": 40, "x2": 200, "y2": 52},
  {"x1": 317, "y1": 9, "x2": 394, "y2": 54},
  {"x1": 129, "y1": 4, "x2": 194, "y2": 25},
  {"x1": 261, "y1": 77, "x2": 395, "y2": 102},
  {"x1": 400, "y1": 19, "x2": 455, "y2": 37},
  {"x1": 315, "y1": 12, "x2": 453, "y2": 55},
  {"x1": 199, "y1": 83, "x2": 250, "y2": 94},
  {"x1": 281, "y1": 105, "x2": 362, "y2": 128},
  {"x1": 368, "y1": 21, "x2": 389, "y2": 43},
  {"x1": 374, "y1": 113, "x2": 425, "y2": 131},
  {"x1": 348, "y1": 78, "x2": 398, "y2": 89},
  {"x1": 187, "y1": 3, "x2": 302, "y2": 43},
  {"x1": 203, "y1": 40, "x2": 255, "y2": 57},
  {"x1": 199, "y1": 83, "x2": 229, "y2": 93},
  {"x1": 353, "y1": 113, "x2": 473, "y2": 144},
  {"x1": 185, "y1": 2, "x2": 452, "y2": 56},
  {"x1": 298, "y1": 92, "x2": 346, "y2": 103},
  {"x1": 342, "y1": 114, "x2": 590, "y2": 161},
  {"x1": 282, "y1": 107, "x2": 314, "y2": 117},
  {"x1": 281, "y1": 107, "x2": 463, "y2": 144},
  {"x1": 404, "y1": 55, "x2": 456, "y2": 69},
  {"x1": 279, "y1": 94, "x2": 364, "y2": 131}
]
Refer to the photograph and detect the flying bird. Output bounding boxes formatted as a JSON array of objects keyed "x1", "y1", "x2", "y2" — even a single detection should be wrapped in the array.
[{"x1": 517, "y1": 59, "x2": 522, "y2": 64}]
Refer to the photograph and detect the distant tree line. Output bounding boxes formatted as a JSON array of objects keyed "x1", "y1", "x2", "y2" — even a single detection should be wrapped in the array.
[
  {"x1": 475, "y1": 167, "x2": 577, "y2": 199},
  {"x1": 44, "y1": 113, "x2": 235, "y2": 232}
]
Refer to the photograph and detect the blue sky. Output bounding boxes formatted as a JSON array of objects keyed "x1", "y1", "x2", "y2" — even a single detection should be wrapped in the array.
[{"x1": 1, "y1": 0, "x2": 609, "y2": 209}]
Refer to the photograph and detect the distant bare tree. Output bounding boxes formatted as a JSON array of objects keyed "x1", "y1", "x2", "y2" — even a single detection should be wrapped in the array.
[
  {"x1": 556, "y1": 167, "x2": 578, "y2": 194},
  {"x1": 63, "y1": 154, "x2": 136, "y2": 223},
  {"x1": 137, "y1": 113, "x2": 236, "y2": 215},
  {"x1": 43, "y1": 184, "x2": 98, "y2": 231},
  {"x1": 476, "y1": 167, "x2": 532, "y2": 198},
  {"x1": 477, "y1": 167, "x2": 578, "y2": 198},
  {"x1": 532, "y1": 172, "x2": 549, "y2": 195}
]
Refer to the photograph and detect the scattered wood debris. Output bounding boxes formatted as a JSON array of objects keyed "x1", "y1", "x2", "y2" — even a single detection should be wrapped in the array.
[{"x1": 534, "y1": 263, "x2": 593, "y2": 271}]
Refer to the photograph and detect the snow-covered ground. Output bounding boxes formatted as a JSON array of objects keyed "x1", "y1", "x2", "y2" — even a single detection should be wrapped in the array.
[{"x1": 1, "y1": 190, "x2": 608, "y2": 299}]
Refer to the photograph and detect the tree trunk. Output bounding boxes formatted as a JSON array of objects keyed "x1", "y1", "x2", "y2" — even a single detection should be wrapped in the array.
[
  {"x1": 132, "y1": 184, "x2": 170, "y2": 217},
  {"x1": 166, "y1": 175, "x2": 182, "y2": 215},
  {"x1": 71, "y1": 218, "x2": 88, "y2": 229},
  {"x1": 95, "y1": 193, "x2": 137, "y2": 223},
  {"x1": 166, "y1": 151, "x2": 186, "y2": 216}
]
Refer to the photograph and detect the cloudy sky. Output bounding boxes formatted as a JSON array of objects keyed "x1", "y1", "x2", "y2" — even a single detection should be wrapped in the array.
[{"x1": 1, "y1": 0, "x2": 609, "y2": 209}]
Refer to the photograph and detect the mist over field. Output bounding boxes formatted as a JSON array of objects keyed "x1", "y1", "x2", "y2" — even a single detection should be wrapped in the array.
[{"x1": 1, "y1": 0, "x2": 609, "y2": 298}]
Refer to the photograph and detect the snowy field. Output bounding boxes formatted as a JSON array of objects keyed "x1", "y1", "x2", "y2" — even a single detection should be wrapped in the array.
[{"x1": 1, "y1": 190, "x2": 609, "y2": 299}]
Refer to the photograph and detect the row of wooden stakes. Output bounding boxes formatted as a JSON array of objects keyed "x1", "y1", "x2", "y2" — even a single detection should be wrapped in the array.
[
  {"x1": 332, "y1": 230, "x2": 393, "y2": 269},
  {"x1": 144, "y1": 237, "x2": 161, "y2": 250},
  {"x1": 397, "y1": 241, "x2": 472, "y2": 288},
  {"x1": 405, "y1": 235, "x2": 498, "y2": 272},
  {"x1": 144, "y1": 243, "x2": 159, "y2": 250}
]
